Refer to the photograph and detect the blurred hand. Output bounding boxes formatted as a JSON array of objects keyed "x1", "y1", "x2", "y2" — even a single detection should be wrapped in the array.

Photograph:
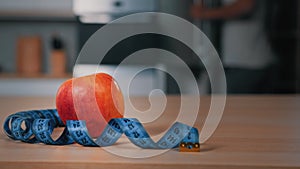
[{"x1": 190, "y1": 4, "x2": 206, "y2": 19}]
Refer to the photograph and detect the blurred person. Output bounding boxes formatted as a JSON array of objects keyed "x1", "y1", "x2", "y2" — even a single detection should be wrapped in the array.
[{"x1": 191, "y1": 0, "x2": 276, "y2": 93}]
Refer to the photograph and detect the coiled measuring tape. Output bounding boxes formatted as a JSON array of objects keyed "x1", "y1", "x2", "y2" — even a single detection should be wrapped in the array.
[{"x1": 3, "y1": 109, "x2": 200, "y2": 152}]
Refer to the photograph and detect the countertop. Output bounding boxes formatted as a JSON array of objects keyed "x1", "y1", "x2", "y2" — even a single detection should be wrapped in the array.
[{"x1": 0, "y1": 95, "x2": 300, "y2": 169}]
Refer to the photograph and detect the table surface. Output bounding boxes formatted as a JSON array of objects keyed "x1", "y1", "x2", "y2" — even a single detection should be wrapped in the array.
[{"x1": 0, "y1": 95, "x2": 300, "y2": 169}]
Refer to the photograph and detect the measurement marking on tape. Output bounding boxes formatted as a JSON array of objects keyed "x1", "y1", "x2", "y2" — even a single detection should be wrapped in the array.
[{"x1": 3, "y1": 109, "x2": 200, "y2": 152}]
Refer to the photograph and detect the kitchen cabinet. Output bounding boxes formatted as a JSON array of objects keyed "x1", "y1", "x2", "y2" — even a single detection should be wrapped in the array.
[
  {"x1": 0, "y1": 74, "x2": 71, "y2": 96},
  {"x1": 0, "y1": 0, "x2": 74, "y2": 19},
  {"x1": 74, "y1": 64, "x2": 166, "y2": 96},
  {"x1": 0, "y1": 21, "x2": 78, "y2": 73},
  {"x1": 0, "y1": 0, "x2": 77, "y2": 96}
]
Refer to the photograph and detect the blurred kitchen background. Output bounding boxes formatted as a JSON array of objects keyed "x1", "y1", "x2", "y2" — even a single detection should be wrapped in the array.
[{"x1": 0, "y1": 0, "x2": 299, "y2": 96}]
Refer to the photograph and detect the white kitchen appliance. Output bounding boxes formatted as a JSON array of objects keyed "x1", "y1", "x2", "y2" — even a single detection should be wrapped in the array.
[{"x1": 73, "y1": 0, "x2": 158, "y2": 23}]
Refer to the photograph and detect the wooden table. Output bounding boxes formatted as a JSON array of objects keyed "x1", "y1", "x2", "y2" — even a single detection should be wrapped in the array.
[{"x1": 0, "y1": 95, "x2": 300, "y2": 169}]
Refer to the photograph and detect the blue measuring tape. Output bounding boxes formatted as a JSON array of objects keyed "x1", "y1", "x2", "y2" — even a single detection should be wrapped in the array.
[{"x1": 3, "y1": 109, "x2": 199, "y2": 151}]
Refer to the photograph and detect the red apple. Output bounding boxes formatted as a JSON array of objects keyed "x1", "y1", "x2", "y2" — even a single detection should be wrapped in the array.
[{"x1": 56, "y1": 73, "x2": 124, "y2": 137}]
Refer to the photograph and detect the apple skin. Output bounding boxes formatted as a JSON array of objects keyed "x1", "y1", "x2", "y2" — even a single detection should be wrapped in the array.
[{"x1": 56, "y1": 73, "x2": 124, "y2": 137}]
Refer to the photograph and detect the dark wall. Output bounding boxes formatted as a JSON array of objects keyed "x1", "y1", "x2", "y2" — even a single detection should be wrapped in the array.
[{"x1": 267, "y1": 0, "x2": 299, "y2": 93}]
